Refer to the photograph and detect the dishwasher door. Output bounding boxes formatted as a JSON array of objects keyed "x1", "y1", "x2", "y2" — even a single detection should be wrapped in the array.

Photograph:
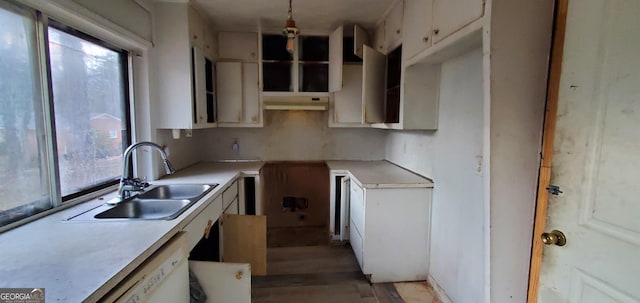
[{"x1": 100, "y1": 232, "x2": 190, "y2": 303}]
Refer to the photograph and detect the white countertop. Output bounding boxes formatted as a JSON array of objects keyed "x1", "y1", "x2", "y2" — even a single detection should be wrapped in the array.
[
  {"x1": 0, "y1": 161, "x2": 263, "y2": 303},
  {"x1": 326, "y1": 160, "x2": 433, "y2": 188},
  {"x1": 0, "y1": 160, "x2": 430, "y2": 302}
]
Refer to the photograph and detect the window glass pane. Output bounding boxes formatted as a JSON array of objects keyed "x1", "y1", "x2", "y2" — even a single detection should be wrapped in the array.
[
  {"x1": 299, "y1": 63, "x2": 328, "y2": 92},
  {"x1": 48, "y1": 27, "x2": 127, "y2": 197},
  {"x1": 0, "y1": 4, "x2": 52, "y2": 226}
]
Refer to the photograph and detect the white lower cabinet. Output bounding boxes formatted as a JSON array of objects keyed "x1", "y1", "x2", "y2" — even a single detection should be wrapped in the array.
[
  {"x1": 182, "y1": 179, "x2": 265, "y2": 303},
  {"x1": 346, "y1": 180, "x2": 432, "y2": 283}
]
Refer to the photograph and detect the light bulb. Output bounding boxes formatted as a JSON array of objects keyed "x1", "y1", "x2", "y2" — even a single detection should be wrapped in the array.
[{"x1": 286, "y1": 37, "x2": 295, "y2": 54}]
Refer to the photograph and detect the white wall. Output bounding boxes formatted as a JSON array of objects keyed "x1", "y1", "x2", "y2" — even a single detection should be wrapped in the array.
[
  {"x1": 386, "y1": 48, "x2": 485, "y2": 303},
  {"x1": 200, "y1": 111, "x2": 387, "y2": 161}
]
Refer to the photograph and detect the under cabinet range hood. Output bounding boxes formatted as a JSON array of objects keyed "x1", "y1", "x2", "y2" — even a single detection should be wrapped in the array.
[{"x1": 263, "y1": 95, "x2": 329, "y2": 111}]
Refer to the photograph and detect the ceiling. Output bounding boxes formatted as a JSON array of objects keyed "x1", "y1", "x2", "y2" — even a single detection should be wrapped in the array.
[{"x1": 192, "y1": 0, "x2": 396, "y2": 33}]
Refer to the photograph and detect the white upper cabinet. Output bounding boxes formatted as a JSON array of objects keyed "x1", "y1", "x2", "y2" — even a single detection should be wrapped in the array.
[
  {"x1": 432, "y1": 0, "x2": 484, "y2": 43},
  {"x1": 152, "y1": 2, "x2": 216, "y2": 130},
  {"x1": 402, "y1": 0, "x2": 433, "y2": 61},
  {"x1": 216, "y1": 32, "x2": 261, "y2": 127},
  {"x1": 384, "y1": 0, "x2": 404, "y2": 52},
  {"x1": 218, "y1": 32, "x2": 258, "y2": 61},
  {"x1": 216, "y1": 62, "x2": 261, "y2": 126},
  {"x1": 329, "y1": 25, "x2": 344, "y2": 92}
]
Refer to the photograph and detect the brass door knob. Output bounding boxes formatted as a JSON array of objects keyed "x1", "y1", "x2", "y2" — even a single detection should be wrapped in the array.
[{"x1": 541, "y1": 230, "x2": 566, "y2": 246}]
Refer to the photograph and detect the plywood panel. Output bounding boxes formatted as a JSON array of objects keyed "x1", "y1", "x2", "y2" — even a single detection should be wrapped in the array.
[{"x1": 223, "y1": 214, "x2": 267, "y2": 275}]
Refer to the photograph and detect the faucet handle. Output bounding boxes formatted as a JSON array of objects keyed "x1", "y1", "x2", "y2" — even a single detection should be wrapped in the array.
[{"x1": 123, "y1": 178, "x2": 150, "y2": 189}]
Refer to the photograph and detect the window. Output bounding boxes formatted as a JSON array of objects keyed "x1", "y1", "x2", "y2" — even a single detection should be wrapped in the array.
[
  {"x1": 262, "y1": 34, "x2": 329, "y2": 93},
  {"x1": 0, "y1": 1, "x2": 131, "y2": 227}
]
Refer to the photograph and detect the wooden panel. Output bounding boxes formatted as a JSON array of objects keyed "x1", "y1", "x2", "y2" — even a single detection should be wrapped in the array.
[
  {"x1": 223, "y1": 214, "x2": 267, "y2": 276},
  {"x1": 218, "y1": 31, "x2": 258, "y2": 61},
  {"x1": 216, "y1": 61, "x2": 243, "y2": 123},
  {"x1": 329, "y1": 25, "x2": 344, "y2": 92},
  {"x1": 242, "y1": 62, "x2": 260, "y2": 123},
  {"x1": 362, "y1": 45, "x2": 386, "y2": 123},
  {"x1": 403, "y1": 0, "x2": 434, "y2": 61},
  {"x1": 189, "y1": 261, "x2": 251, "y2": 303},
  {"x1": 527, "y1": 1, "x2": 568, "y2": 302},
  {"x1": 334, "y1": 65, "x2": 364, "y2": 124},
  {"x1": 354, "y1": 24, "x2": 369, "y2": 58},
  {"x1": 432, "y1": 0, "x2": 484, "y2": 43}
]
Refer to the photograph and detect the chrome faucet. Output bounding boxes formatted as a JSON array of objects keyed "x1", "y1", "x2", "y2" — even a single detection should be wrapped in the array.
[{"x1": 115, "y1": 141, "x2": 175, "y2": 202}]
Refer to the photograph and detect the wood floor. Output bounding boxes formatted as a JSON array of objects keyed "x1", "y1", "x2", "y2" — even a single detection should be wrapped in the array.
[{"x1": 252, "y1": 245, "x2": 388, "y2": 303}]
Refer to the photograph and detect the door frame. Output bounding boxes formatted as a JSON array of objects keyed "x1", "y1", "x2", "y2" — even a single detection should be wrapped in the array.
[{"x1": 526, "y1": 0, "x2": 569, "y2": 302}]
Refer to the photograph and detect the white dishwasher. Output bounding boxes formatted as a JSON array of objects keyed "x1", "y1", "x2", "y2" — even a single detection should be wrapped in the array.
[{"x1": 100, "y1": 232, "x2": 190, "y2": 303}]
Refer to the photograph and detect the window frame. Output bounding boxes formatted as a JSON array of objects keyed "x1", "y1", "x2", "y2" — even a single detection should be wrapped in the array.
[
  {"x1": 0, "y1": 0, "x2": 133, "y2": 228},
  {"x1": 47, "y1": 19, "x2": 133, "y2": 202}
]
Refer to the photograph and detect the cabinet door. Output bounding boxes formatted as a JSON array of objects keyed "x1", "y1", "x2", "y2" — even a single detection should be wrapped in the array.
[
  {"x1": 403, "y1": 0, "x2": 433, "y2": 60},
  {"x1": 216, "y1": 62, "x2": 243, "y2": 123},
  {"x1": 189, "y1": 261, "x2": 251, "y2": 303},
  {"x1": 354, "y1": 24, "x2": 369, "y2": 58},
  {"x1": 203, "y1": 22, "x2": 216, "y2": 59},
  {"x1": 188, "y1": 6, "x2": 204, "y2": 48},
  {"x1": 432, "y1": 0, "x2": 484, "y2": 43},
  {"x1": 362, "y1": 46, "x2": 386, "y2": 123},
  {"x1": 241, "y1": 62, "x2": 260, "y2": 123},
  {"x1": 192, "y1": 46, "x2": 207, "y2": 126},
  {"x1": 329, "y1": 25, "x2": 344, "y2": 92},
  {"x1": 218, "y1": 32, "x2": 258, "y2": 61},
  {"x1": 349, "y1": 181, "x2": 365, "y2": 236},
  {"x1": 222, "y1": 214, "x2": 267, "y2": 275},
  {"x1": 384, "y1": 0, "x2": 404, "y2": 52},
  {"x1": 334, "y1": 65, "x2": 363, "y2": 124},
  {"x1": 373, "y1": 23, "x2": 386, "y2": 53}
]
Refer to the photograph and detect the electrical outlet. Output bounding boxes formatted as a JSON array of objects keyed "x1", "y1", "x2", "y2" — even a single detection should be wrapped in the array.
[{"x1": 232, "y1": 139, "x2": 239, "y2": 154}]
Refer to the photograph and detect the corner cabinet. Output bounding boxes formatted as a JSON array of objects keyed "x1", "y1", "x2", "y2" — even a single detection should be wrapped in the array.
[
  {"x1": 216, "y1": 32, "x2": 262, "y2": 127},
  {"x1": 152, "y1": 3, "x2": 217, "y2": 130},
  {"x1": 344, "y1": 178, "x2": 432, "y2": 283}
]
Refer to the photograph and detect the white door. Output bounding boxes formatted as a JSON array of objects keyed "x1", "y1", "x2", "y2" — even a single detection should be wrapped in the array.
[{"x1": 538, "y1": 1, "x2": 640, "y2": 302}]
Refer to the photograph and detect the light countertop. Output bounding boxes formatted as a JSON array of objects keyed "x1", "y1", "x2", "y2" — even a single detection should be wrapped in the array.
[
  {"x1": 326, "y1": 160, "x2": 433, "y2": 188},
  {"x1": 0, "y1": 160, "x2": 430, "y2": 302},
  {"x1": 0, "y1": 161, "x2": 263, "y2": 303}
]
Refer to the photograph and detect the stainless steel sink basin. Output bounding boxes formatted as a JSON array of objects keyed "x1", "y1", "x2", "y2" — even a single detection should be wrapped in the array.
[
  {"x1": 137, "y1": 184, "x2": 214, "y2": 200},
  {"x1": 94, "y1": 199, "x2": 192, "y2": 220},
  {"x1": 68, "y1": 183, "x2": 218, "y2": 221}
]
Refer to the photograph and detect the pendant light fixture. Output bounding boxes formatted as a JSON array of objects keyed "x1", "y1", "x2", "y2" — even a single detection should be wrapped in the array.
[{"x1": 283, "y1": 0, "x2": 299, "y2": 54}]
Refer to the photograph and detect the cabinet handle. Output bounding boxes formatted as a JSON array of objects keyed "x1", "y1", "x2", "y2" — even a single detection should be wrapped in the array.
[
  {"x1": 423, "y1": 36, "x2": 429, "y2": 42},
  {"x1": 433, "y1": 29, "x2": 440, "y2": 35},
  {"x1": 193, "y1": 35, "x2": 198, "y2": 40},
  {"x1": 396, "y1": 29, "x2": 401, "y2": 34},
  {"x1": 204, "y1": 220, "x2": 213, "y2": 239},
  {"x1": 235, "y1": 272, "x2": 243, "y2": 280}
]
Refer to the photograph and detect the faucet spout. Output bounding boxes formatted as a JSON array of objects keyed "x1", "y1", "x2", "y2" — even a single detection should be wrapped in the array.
[{"x1": 116, "y1": 141, "x2": 175, "y2": 202}]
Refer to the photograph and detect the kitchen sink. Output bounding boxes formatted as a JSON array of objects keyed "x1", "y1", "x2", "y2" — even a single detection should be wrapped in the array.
[
  {"x1": 68, "y1": 183, "x2": 218, "y2": 221},
  {"x1": 94, "y1": 199, "x2": 192, "y2": 220}
]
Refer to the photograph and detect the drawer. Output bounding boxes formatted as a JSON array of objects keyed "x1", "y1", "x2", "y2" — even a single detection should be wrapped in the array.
[
  {"x1": 349, "y1": 219, "x2": 364, "y2": 269},
  {"x1": 222, "y1": 181, "x2": 238, "y2": 210},
  {"x1": 184, "y1": 195, "x2": 223, "y2": 251}
]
